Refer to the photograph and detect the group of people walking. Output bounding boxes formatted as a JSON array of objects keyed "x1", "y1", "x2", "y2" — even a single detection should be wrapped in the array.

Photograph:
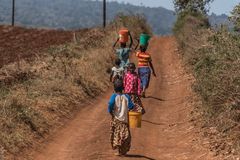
[{"x1": 107, "y1": 29, "x2": 156, "y2": 156}]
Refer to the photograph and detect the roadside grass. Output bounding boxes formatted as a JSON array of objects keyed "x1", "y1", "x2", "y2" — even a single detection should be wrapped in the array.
[
  {"x1": 175, "y1": 15, "x2": 240, "y2": 154},
  {"x1": 174, "y1": 13, "x2": 240, "y2": 155},
  {"x1": 0, "y1": 28, "x2": 114, "y2": 159}
]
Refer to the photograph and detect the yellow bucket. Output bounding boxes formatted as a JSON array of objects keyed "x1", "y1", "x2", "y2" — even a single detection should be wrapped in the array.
[{"x1": 129, "y1": 111, "x2": 142, "y2": 128}]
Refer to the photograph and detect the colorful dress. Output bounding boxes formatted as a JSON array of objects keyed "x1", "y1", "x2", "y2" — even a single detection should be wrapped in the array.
[
  {"x1": 108, "y1": 93, "x2": 134, "y2": 155},
  {"x1": 124, "y1": 71, "x2": 145, "y2": 114},
  {"x1": 136, "y1": 51, "x2": 152, "y2": 89}
]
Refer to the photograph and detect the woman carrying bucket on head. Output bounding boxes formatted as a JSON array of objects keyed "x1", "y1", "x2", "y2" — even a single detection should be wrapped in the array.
[
  {"x1": 108, "y1": 80, "x2": 134, "y2": 156},
  {"x1": 135, "y1": 32, "x2": 151, "y2": 50},
  {"x1": 136, "y1": 34, "x2": 156, "y2": 98},
  {"x1": 113, "y1": 28, "x2": 133, "y2": 70}
]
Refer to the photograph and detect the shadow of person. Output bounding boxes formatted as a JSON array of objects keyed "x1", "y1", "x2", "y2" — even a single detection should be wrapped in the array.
[
  {"x1": 142, "y1": 120, "x2": 165, "y2": 126},
  {"x1": 145, "y1": 96, "x2": 165, "y2": 101},
  {"x1": 125, "y1": 154, "x2": 156, "y2": 160}
]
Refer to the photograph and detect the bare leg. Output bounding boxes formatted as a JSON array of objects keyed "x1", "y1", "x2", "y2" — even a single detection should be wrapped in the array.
[{"x1": 142, "y1": 87, "x2": 146, "y2": 98}]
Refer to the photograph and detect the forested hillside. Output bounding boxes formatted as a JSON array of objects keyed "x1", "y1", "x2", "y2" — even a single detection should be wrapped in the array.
[
  {"x1": 0, "y1": 0, "x2": 230, "y2": 35},
  {"x1": 208, "y1": 13, "x2": 233, "y2": 29}
]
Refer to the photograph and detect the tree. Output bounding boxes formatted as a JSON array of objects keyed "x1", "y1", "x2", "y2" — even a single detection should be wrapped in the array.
[
  {"x1": 173, "y1": 0, "x2": 214, "y2": 14},
  {"x1": 229, "y1": 3, "x2": 240, "y2": 32}
]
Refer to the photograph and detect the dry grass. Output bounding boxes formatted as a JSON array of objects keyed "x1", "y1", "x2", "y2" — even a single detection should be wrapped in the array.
[
  {"x1": 109, "y1": 13, "x2": 152, "y2": 45},
  {"x1": 0, "y1": 28, "x2": 114, "y2": 159},
  {"x1": 174, "y1": 14, "x2": 240, "y2": 157}
]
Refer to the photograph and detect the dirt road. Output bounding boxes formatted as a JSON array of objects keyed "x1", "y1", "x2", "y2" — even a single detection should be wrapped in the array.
[{"x1": 34, "y1": 37, "x2": 216, "y2": 160}]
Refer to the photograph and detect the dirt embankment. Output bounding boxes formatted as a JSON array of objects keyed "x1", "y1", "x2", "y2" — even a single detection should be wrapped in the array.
[{"x1": 0, "y1": 25, "x2": 115, "y2": 160}]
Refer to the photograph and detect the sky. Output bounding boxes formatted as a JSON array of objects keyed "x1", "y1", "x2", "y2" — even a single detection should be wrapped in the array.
[{"x1": 105, "y1": 0, "x2": 240, "y2": 15}]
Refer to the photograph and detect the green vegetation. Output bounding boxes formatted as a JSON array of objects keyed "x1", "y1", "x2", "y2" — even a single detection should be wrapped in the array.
[
  {"x1": 174, "y1": 0, "x2": 240, "y2": 155},
  {"x1": 229, "y1": 3, "x2": 240, "y2": 31},
  {"x1": 173, "y1": 0, "x2": 213, "y2": 14}
]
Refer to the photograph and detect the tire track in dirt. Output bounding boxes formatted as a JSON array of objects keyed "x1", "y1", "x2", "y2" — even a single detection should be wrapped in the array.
[{"x1": 34, "y1": 36, "x2": 217, "y2": 160}]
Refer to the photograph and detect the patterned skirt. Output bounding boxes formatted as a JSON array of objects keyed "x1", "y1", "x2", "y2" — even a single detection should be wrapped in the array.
[
  {"x1": 110, "y1": 118, "x2": 131, "y2": 155},
  {"x1": 128, "y1": 94, "x2": 145, "y2": 114}
]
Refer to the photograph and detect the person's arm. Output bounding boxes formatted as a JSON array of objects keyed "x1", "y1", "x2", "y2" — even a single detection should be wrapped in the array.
[
  {"x1": 149, "y1": 61, "x2": 156, "y2": 77},
  {"x1": 112, "y1": 38, "x2": 119, "y2": 49},
  {"x1": 135, "y1": 51, "x2": 140, "y2": 58},
  {"x1": 108, "y1": 94, "x2": 116, "y2": 114},
  {"x1": 137, "y1": 76, "x2": 142, "y2": 96},
  {"x1": 123, "y1": 74, "x2": 126, "y2": 92},
  {"x1": 129, "y1": 32, "x2": 133, "y2": 49},
  {"x1": 134, "y1": 38, "x2": 139, "y2": 50},
  {"x1": 126, "y1": 95, "x2": 134, "y2": 110},
  {"x1": 110, "y1": 71, "x2": 114, "y2": 82}
]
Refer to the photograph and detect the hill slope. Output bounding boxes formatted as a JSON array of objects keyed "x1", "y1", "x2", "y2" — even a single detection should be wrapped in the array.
[
  {"x1": 0, "y1": 0, "x2": 231, "y2": 35},
  {"x1": 0, "y1": 0, "x2": 175, "y2": 35}
]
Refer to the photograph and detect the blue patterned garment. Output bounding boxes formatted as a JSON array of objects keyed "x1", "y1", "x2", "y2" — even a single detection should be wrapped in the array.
[{"x1": 115, "y1": 48, "x2": 131, "y2": 68}]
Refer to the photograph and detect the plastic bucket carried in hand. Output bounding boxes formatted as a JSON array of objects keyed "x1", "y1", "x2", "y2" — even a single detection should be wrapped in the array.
[
  {"x1": 119, "y1": 29, "x2": 129, "y2": 43},
  {"x1": 140, "y1": 33, "x2": 151, "y2": 46},
  {"x1": 129, "y1": 111, "x2": 142, "y2": 128}
]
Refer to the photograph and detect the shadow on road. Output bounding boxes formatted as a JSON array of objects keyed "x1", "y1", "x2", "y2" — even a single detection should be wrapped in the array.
[
  {"x1": 125, "y1": 154, "x2": 156, "y2": 160},
  {"x1": 142, "y1": 120, "x2": 165, "y2": 126},
  {"x1": 145, "y1": 96, "x2": 165, "y2": 101}
]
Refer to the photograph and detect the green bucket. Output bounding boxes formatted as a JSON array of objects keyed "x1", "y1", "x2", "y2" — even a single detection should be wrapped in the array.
[{"x1": 140, "y1": 34, "x2": 151, "y2": 46}]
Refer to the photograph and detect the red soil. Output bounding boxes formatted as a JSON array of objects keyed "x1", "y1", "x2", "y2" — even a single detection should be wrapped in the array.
[{"x1": 0, "y1": 25, "x2": 73, "y2": 68}]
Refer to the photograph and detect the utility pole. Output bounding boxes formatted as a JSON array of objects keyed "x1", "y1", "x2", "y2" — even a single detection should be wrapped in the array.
[
  {"x1": 103, "y1": 0, "x2": 106, "y2": 28},
  {"x1": 12, "y1": 0, "x2": 15, "y2": 26}
]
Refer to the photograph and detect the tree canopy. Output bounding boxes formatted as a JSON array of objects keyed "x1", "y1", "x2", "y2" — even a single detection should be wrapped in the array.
[
  {"x1": 229, "y1": 3, "x2": 240, "y2": 31},
  {"x1": 173, "y1": 0, "x2": 214, "y2": 14}
]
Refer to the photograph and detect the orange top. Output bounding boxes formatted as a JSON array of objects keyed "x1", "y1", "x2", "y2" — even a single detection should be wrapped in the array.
[{"x1": 136, "y1": 51, "x2": 152, "y2": 67}]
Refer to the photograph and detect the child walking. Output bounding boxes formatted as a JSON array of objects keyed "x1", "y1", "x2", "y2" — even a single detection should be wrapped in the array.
[
  {"x1": 124, "y1": 63, "x2": 145, "y2": 114},
  {"x1": 110, "y1": 58, "x2": 124, "y2": 83},
  {"x1": 108, "y1": 80, "x2": 134, "y2": 156}
]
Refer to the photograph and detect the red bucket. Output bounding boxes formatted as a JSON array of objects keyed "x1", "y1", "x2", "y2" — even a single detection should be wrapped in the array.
[{"x1": 119, "y1": 29, "x2": 129, "y2": 43}]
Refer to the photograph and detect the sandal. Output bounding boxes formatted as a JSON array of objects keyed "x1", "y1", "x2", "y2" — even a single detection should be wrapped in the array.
[{"x1": 141, "y1": 91, "x2": 146, "y2": 98}]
